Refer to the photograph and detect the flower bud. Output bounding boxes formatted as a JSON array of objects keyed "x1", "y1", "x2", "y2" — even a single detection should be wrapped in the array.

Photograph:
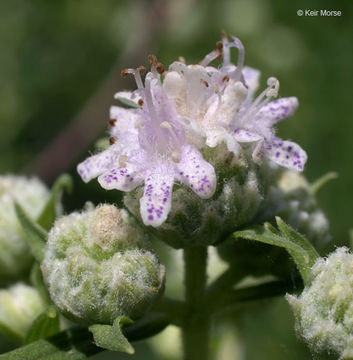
[
  {"x1": 41, "y1": 204, "x2": 165, "y2": 325},
  {"x1": 0, "y1": 283, "x2": 46, "y2": 343},
  {"x1": 286, "y1": 247, "x2": 353, "y2": 358},
  {"x1": 125, "y1": 145, "x2": 267, "y2": 248},
  {"x1": 218, "y1": 168, "x2": 330, "y2": 277},
  {"x1": 0, "y1": 175, "x2": 49, "y2": 283},
  {"x1": 258, "y1": 169, "x2": 331, "y2": 248}
]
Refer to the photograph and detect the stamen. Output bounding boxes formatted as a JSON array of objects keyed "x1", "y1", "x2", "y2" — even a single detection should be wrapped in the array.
[
  {"x1": 138, "y1": 99, "x2": 144, "y2": 106},
  {"x1": 109, "y1": 119, "x2": 117, "y2": 127},
  {"x1": 239, "y1": 77, "x2": 280, "y2": 125},
  {"x1": 199, "y1": 47, "x2": 222, "y2": 67},
  {"x1": 225, "y1": 36, "x2": 245, "y2": 81},
  {"x1": 120, "y1": 67, "x2": 145, "y2": 89},
  {"x1": 148, "y1": 55, "x2": 165, "y2": 75},
  {"x1": 265, "y1": 77, "x2": 279, "y2": 97},
  {"x1": 119, "y1": 155, "x2": 129, "y2": 168},
  {"x1": 109, "y1": 137, "x2": 116, "y2": 145},
  {"x1": 171, "y1": 151, "x2": 180, "y2": 163}
]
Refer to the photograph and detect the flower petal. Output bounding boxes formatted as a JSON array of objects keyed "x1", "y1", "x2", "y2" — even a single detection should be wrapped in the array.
[
  {"x1": 77, "y1": 146, "x2": 119, "y2": 183},
  {"x1": 109, "y1": 106, "x2": 141, "y2": 138},
  {"x1": 98, "y1": 163, "x2": 144, "y2": 191},
  {"x1": 206, "y1": 130, "x2": 241, "y2": 156},
  {"x1": 265, "y1": 138, "x2": 307, "y2": 171},
  {"x1": 140, "y1": 168, "x2": 174, "y2": 227},
  {"x1": 176, "y1": 144, "x2": 216, "y2": 199},
  {"x1": 113, "y1": 91, "x2": 141, "y2": 108},
  {"x1": 234, "y1": 129, "x2": 263, "y2": 143},
  {"x1": 257, "y1": 97, "x2": 299, "y2": 126}
]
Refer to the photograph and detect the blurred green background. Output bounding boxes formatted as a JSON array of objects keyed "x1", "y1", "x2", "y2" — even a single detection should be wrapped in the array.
[{"x1": 0, "y1": 0, "x2": 352, "y2": 358}]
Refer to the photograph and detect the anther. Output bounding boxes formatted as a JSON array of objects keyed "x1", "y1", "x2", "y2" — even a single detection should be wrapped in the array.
[
  {"x1": 121, "y1": 69, "x2": 130, "y2": 77},
  {"x1": 136, "y1": 66, "x2": 146, "y2": 74},
  {"x1": 171, "y1": 151, "x2": 180, "y2": 163},
  {"x1": 119, "y1": 155, "x2": 129, "y2": 168},
  {"x1": 109, "y1": 119, "x2": 117, "y2": 127},
  {"x1": 138, "y1": 99, "x2": 144, "y2": 106},
  {"x1": 109, "y1": 137, "x2": 116, "y2": 145},
  {"x1": 216, "y1": 41, "x2": 223, "y2": 51},
  {"x1": 222, "y1": 75, "x2": 230, "y2": 83},
  {"x1": 156, "y1": 62, "x2": 165, "y2": 74},
  {"x1": 148, "y1": 54, "x2": 158, "y2": 66},
  {"x1": 200, "y1": 79, "x2": 209, "y2": 87},
  {"x1": 160, "y1": 121, "x2": 172, "y2": 129}
]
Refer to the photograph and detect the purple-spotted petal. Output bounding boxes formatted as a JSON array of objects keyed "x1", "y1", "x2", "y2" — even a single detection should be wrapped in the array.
[
  {"x1": 98, "y1": 164, "x2": 144, "y2": 191},
  {"x1": 77, "y1": 146, "x2": 119, "y2": 183},
  {"x1": 234, "y1": 129, "x2": 263, "y2": 143},
  {"x1": 109, "y1": 106, "x2": 141, "y2": 138},
  {"x1": 265, "y1": 138, "x2": 307, "y2": 171},
  {"x1": 257, "y1": 97, "x2": 299, "y2": 126},
  {"x1": 176, "y1": 144, "x2": 216, "y2": 199},
  {"x1": 140, "y1": 169, "x2": 174, "y2": 227}
]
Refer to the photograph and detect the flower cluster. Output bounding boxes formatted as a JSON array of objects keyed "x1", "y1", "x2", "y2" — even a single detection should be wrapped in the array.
[{"x1": 77, "y1": 35, "x2": 307, "y2": 227}]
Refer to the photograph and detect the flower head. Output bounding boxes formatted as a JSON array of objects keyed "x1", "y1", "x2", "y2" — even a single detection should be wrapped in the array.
[
  {"x1": 77, "y1": 57, "x2": 216, "y2": 227},
  {"x1": 163, "y1": 34, "x2": 307, "y2": 171}
]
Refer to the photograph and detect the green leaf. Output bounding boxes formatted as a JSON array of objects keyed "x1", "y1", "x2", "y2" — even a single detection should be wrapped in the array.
[
  {"x1": 0, "y1": 313, "x2": 170, "y2": 359},
  {"x1": 14, "y1": 203, "x2": 48, "y2": 262},
  {"x1": 37, "y1": 174, "x2": 73, "y2": 231},
  {"x1": 89, "y1": 316, "x2": 135, "y2": 354},
  {"x1": 310, "y1": 171, "x2": 338, "y2": 196},
  {"x1": 26, "y1": 307, "x2": 60, "y2": 344},
  {"x1": 275, "y1": 217, "x2": 319, "y2": 265},
  {"x1": 0, "y1": 327, "x2": 100, "y2": 360},
  {"x1": 233, "y1": 219, "x2": 319, "y2": 284},
  {"x1": 232, "y1": 226, "x2": 304, "y2": 254}
]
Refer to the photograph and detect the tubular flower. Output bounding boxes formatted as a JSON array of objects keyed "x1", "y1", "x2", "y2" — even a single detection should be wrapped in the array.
[
  {"x1": 163, "y1": 35, "x2": 307, "y2": 171},
  {"x1": 77, "y1": 58, "x2": 216, "y2": 227}
]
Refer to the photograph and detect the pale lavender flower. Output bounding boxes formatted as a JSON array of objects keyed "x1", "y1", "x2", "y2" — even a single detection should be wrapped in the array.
[
  {"x1": 164, "y1": 36, "x2": 307, "y2": 171},
  {"x1": 77, "y1": 60, "x2": 216, "y2": 227}
]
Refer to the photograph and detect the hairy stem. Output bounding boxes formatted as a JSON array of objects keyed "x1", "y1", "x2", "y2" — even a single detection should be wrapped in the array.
[{"x1": 182, "y1": 246, "x2": 210, "y2": 360}]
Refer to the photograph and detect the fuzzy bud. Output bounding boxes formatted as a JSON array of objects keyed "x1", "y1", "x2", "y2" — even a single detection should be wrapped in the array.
[
  {"x1": 41, "y1": 204, "x2": 165, "y2": 325},
  {"x1": 0, "y1": 283, "x2": 46, "y2": 342},
  {"x1": 218, "y1": 168, "x2": 330, "y2": 277},
  {"x1": 0, "y1": 175, "x2": 49, "y2": 283},
  {"x1": 286, "y1": 247, "x2": 353, "y2": 358}
]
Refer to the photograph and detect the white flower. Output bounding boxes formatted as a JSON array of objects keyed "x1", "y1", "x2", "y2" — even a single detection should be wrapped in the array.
[
  {"x1": 163, "y1": 35, "x2": 307, "y2": 171},
  {"x1": 77, "y1": 58, "x2": 216, "y2": 228}
]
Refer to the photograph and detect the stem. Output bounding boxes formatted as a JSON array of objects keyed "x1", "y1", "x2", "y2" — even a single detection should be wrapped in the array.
[{"x1": 182, "y1": 246, "x2": 210, "y2": 360}]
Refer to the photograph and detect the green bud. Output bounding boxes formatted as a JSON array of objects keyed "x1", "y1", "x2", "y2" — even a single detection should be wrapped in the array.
[
  {"x1": 218, "y1": 169, "x2": 330, "y2": 277},
  {"x1": 41, "y1": 204, "x2": 165, "y2": 325},
  {"x1": 0, "y1": 175, "x2": 49, "y2": 283},
  {"x1": 286, "y1": 247, "x2": 353, "y2": 358},
  {"x1": 0, "y1": 283, "x2": 46, "y2": 343},
  {"x1": 258, "y1": 169, "x2": 331, "y2": 248},
  {"x1": 125, "y1": 146, "x2": 269, "y2": 248}
]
